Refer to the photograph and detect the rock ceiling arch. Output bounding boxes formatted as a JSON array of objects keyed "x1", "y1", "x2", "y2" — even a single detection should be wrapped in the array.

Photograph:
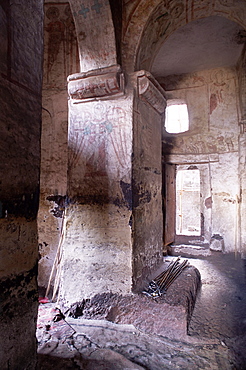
[
  {"x1": 122, "y1": 0, "x2": 246, "y2": 74},
  {"x1": 151, "y1": 15, "x2": 245, "y2": 78},
  {"x1": 68, "y1": 0, "x2": 117, "y2": 73}
]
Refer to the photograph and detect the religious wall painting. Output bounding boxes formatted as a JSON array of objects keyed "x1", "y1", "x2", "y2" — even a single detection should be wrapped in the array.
[
  {"x1": 162, "y1": 132, "x2": 237, "y2": 155},
  {"x1": 123, "y1": 0, "x2": 141, "y2": 26},
  {"x1": 69, "y1": 0, "x2": 118, "y2": 73},
  {"x1": 73, "y1": 0, "x2": 104, "y2": 20},
  {"x1": 209, "y1": 80, "x2": 225, "y2": 115},
  {"x1": 134, "y1": 0, "x2": 246, "y2": 72},
  {"x1": 137, "y1": 3, "x2": 171, "y2": 70},
  {"x1": 44, "y1": 3, "x2": 79, "y2": 88},
  {"x1": 191, "y1": 0, "x2": 216, "y2": 21},
  {"x1": 169, "y1": 1, "x2": 185, "y2": 20},
  {"x1": 69, "y1": 102, "x2": 129, "y2": 179},
  {"x1": 209, "y1": 69, "x2": 239, "y2": 134},
  {"x1": 218, "y1": 0, "x2": 234, "y2": 7},
  {"x1": 163, "y1": 67, "x2": 235, "y2": 92}
]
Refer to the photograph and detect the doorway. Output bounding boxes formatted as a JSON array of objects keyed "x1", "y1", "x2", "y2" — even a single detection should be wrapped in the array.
[
  {"x1": 164, "y1": 163, "x2": 211, "y2": 247},
  {"x1": 176, "y1": 167, "x2": 201, "y2": 236}
]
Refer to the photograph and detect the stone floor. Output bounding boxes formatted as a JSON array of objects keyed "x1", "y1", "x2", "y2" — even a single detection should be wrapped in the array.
[{"x1": 37, "y1": 252, "x2": 246, "y2": 369}]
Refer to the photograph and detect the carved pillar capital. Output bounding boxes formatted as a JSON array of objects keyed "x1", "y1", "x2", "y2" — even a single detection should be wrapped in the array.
[
  {"x1": 134, "y1": 70, "x2": 166, "y2": 114},
  {"x1": 68, "y1": 64, "x2": 124, "y2": 101}
]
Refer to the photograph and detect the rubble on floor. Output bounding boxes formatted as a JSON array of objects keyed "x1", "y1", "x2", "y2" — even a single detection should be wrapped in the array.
[
  {"x1": 55, "y1": 257, "x2": 200, "y2": 340},
  {"x1": 37, "y1": 313, "x2": 233, "y2": 370},
  {"x1": 37, "y1": 255, "x2": 246, "y2": 369}
]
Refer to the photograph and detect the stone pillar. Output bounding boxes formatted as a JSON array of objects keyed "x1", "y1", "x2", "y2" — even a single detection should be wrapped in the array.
[
  {"x1": 58, "y1": 68, "x2": 165, "y2": 308},
  {"x1": 239, "y1": 131, "x2": 246, "y2": 258},
  {"x1": 238, "y1": 43, "x2": 246, "y2": 257},
  {"x1": 132, "y1": 71, "x2": 166, "y2": 290},
  {"x1": 59, "y1": 65, "x2": 133, "y2": 307}
]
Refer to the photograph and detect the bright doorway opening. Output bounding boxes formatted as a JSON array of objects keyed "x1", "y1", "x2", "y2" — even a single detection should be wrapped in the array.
[{"x1": 176, "y1": 168, "x2": 201, "y2": 236}]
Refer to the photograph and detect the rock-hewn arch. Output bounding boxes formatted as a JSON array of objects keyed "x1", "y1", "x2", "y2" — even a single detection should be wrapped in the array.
[
  {"x1": 68, "y1": 0, "x2": 117, "y2": 72},
  {"x1": 122, "y1": 0, "x2": 246, "y2": 73}
]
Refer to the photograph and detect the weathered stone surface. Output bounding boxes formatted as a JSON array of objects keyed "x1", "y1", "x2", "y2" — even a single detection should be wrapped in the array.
[
  {"x1": 38, "y1": 89, "x2": 69, "y2": 293},
  {"x1": 63, "y1": 261, "x2": 200, "y2": 340},
  {"x1": 68, "y1": 65, "x2": 124, "y2": 100},
  {"x1": 57, "y1": 92, "x2": 134, "y2": 305},
  {"x1": 69, "y1": 0, "x2": 117, "y2": 72},
  {"x1": 210, "y1": 234, "x2": 224, "y2": 252},
  {"x1": 43, "y1": 2, "x2": 79, "y2": 89},
  {"x1": 0, "y1": 219, "x2": 38, "y2": 278},
  {"x1": 160, "y1": 67, "x2": 241, "y2": 252},
  {"x1": 122, "y1": 0, "x2": 246, "y2": 73},
  {"x1": 38, "y1": 1, "x2": 79, "y2": 292},
  {"x1": 75, "y1": 348, "x2": 145, "y2": 369},
  {"x1": 37, "y1": 302, "x2": 240, "y2": 370},
  {"x1": 2, "y1": 1, "x2": 246, "y2": 369},
  {"x1": 0, "y1": 1, "x2": 43, "y2": 368},
  {"x1": 58, "y1": 203, "x2": 133, "y2": 306},
  {"x1": 238, "y1": 45, "x2": 246, "y2": 121},
  {"x1": 67, "y1": 98, "x2": 133, "y2": 197},
  {"x1": 58, "y1": 69, "x2": 166, "y2": 304},
  {"x1": 239, "y1": 135, "x2": 246, "y2": 257},
  {"x1": 132, "y1": 73, "x2": 164, "y2": 291},
  {"x1": 137, "y1": 70, "x2": 166, "y2": 114},
  {"x1": 0, "y1": 268, "x2": 38, "y2": 370},
  {"x1": 36, "y1": 255, "x2": 246, "y2": 369}
]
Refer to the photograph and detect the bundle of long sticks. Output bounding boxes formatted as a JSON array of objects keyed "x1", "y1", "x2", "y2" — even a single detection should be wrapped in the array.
[
  {"x1": 143, "y1": 257, "x2": 189, "y2": 298},
  {"x1": 45, "y1": 208, "x2": 67, "y2": 302}
]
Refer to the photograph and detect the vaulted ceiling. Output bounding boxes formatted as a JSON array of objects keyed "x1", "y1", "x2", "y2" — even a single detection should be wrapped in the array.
[{"x1": 151, "y1": 15, "x2": 245, "y2": 78}]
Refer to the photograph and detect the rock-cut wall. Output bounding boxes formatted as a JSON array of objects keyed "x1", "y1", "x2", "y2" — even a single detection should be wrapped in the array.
[{"x1": 0, "y1": 1, "x2": 43, "y2": 368}]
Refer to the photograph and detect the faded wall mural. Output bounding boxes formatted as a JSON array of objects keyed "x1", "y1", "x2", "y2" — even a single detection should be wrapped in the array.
[
  {"x1": 68, "y1": 99, "x2": 132, "y2": 200},
  {"x1": 44, "y1": 3, "x2": 79, "y2": 87},
  {"x1": 122, "y1": 0, "x2": 246, "y2": 72},
  {"x1": 69, "y1": 102, "x2": 129, "y2": 174},
  {"x1": 68, "y1": 0, "x2": 117, "y2": 72},
  {"x1": 162, "y1": 67, "x2": 239, "y2": 155}
]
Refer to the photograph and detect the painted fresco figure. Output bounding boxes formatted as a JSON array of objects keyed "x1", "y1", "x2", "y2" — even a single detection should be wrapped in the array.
[{"x1": 45, "y1": 6, "x2": 65, "y2": 79}]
